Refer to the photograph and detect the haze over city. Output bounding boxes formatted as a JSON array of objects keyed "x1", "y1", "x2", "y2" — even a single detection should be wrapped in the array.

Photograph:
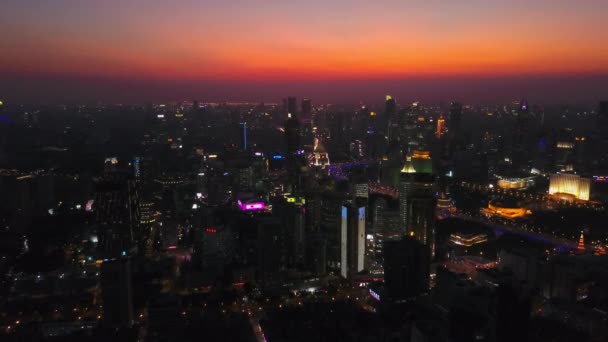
[{"x1": 1, "y1": 2, "x2": 608, "y2": 342}]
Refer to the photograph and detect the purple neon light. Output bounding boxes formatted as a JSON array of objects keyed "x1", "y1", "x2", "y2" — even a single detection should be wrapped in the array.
[{"x1": 241, "y1": 202, "x2": 265, "y2": 211}]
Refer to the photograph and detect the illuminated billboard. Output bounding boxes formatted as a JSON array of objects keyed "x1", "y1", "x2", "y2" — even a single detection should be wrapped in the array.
[{"x1": 238, "y1": 200, "x2": 265, "y2": 211}]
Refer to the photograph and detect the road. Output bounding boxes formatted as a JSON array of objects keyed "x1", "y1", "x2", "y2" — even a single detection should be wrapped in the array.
[{"x1": 453, "y1": 213, "x2": 578, "y2": 249}]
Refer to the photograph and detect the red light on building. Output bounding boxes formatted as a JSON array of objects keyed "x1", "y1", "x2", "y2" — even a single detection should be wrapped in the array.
[{"x1": 205, "y1": 227, "x2": 217, "y2": 233}]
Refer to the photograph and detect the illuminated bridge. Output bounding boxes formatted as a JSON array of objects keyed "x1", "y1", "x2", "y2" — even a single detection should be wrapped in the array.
[{"x1": 328, "y1": 159, "x2": 378, "y2": 180}]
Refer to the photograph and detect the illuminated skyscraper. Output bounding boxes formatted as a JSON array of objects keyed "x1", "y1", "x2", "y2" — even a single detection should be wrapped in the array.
[
  {"x1": 239, "y1": 122, "x2": 247, "y2": 151},
  {"x1": 94, "y1": 170, "x2": 139, "y2": 255},
  {"x1": 399, "y1": 155, "x2": 436, "y2": 257},
  {"x1": 436, "y1": 116, "x2": 445, "y2": 139},
  {"x1": 340, "y1": 204, "x2": 366, "y2": 280}
]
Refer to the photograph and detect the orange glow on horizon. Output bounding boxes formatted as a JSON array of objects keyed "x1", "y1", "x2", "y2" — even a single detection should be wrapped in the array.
[{"x1": 1, "y1": 1, "x2": 607, "y2": 81}]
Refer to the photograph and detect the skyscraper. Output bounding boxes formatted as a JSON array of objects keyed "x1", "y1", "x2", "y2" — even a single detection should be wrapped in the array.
[
  {"x1": 286, "y1": 96, "x2": 297, "y2": 115},
  {"x1": 94, "y1": 169, "x2": 139, "y2": 256},
  {"x1": 285, "y1": 110, "x2": 302, "y2": 191},
  {"x1": 399, "y1": 155, "x2": 436, "y2": 257},
  {"x1": 239, "y1": 122, "x2": 247, "y2": 151},
  {"x1": 599, "y1": 101, "x2": 608, "y2": 126},
  {"x1": 385, "y1": 95, "x2": 396, "y2": 120},
  {"x1": 447, "y1": 102, "x2": 463, "y2": 158},
  {"x1": 340, "y1": 204, "x2": 366, "y2": 280},
  {"x1": 448, "y1": 102, "x2": 462, "y2": 135},
  {"x1": 383, "y1": 237, "x2": 430, "y2": 300},
  {"x1": 436, "y1": 116, "x2": 445, "y2": 139},
  {"x1": 301, "y1": 98, "x2": 312, "y2": 117},
  {"x1": 101, "y1": 259, "x2": 134, "y2": 327}
]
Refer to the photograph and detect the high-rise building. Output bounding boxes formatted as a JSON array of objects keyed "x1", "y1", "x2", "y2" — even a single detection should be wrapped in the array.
[
  {"x1": 239, "y1": 122, "x2": 247, "y2": 151},
  {"x1": 257, "y1": 218, "x2": 285, "y2": 287},
  {"x1": 301, "y1": 98, "x2": 312, "y2": 117},
  {"x1": 383, "y1": 237, "x2": 430, "y2": 299},
  {"x1": 94, "y1": 171, "x2": 139, "y2": 256},
  {"x1": 340, "y1": 204, "x2": 366, "y2": 280},
  {"x1": 448, "y1": 102, "x2": 462, "y2": 135},
  {"x1": 548, "y1": 173, "x2": 591, "y2": 201},
  {"x1": 436, "y1": 117, "x2": 445, "y2": 139},
  {"x1": 286, "y1": 96, "x2": 297, "y2": 115},
  {"x1": 447, "y1": 102, "x2": 463, "y2": 157},
  {"x1": 399, "y1": 155, "x2": 436, "y2": 257},
  {"x1": 285, "y1": 110, "x2": 302, "y2": 190},
  {"x1": 285, "y1": 113, "x2": 301, "y2": 155},
  {"x1": 101, "y1": 259, "x2": 134, "y2": 327},
  {"x1": 306, "y1": 232, "x2": 327, "y2": 276},
  {"x1": 411, "y1": 150, "x2": 433, "y2": 174},
  {"x1": 385, "y1": 95, "x2": 396, "y2": 120}
]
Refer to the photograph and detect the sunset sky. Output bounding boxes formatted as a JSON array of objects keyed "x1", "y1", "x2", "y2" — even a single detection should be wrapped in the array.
[{"x1": 1, "y1": 0, "x2": 607, "y2": 103}]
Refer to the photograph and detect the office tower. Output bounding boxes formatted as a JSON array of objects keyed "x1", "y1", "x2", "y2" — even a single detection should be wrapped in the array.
[
  {"x1": 398, "y1": 103, "x2": 421, "y2": 148},
  {"x1": 448, "y1": 102, "x2": 462, "y2": 135},
  {"x1": 286, "y1": 96, "x2": 297, "y2": 115},
  {"x1": 512, "y1": 99, "x2": 533, "y2": 167},
  {"x1": 285, "y1": 113, "x2": 301, "y2": 155},
  {"x1": 306, "y1": 232, "x2": 327, "y2": 276},
  {"x1": 436, "y1": 116, "x2": 445, "y2": 139},
  {"x1": 340, "y1": 204, "x2": 366, "y2": 280},
  {"x1": 383, "y1": 237, "x2": 430, "y2": 299},
  {"x1": 257, "y1": 218, "x2": 285, "y2": 287},
  {"x1": 447, "y1": 102, "x2": 463, "y2": 157},
  {"x1": 385, "y1": 95, "x2": 396, "y2": 120},
  {"x1": 399, "y1": 155, "x2": 436, "y2": 257},
  {"x1": 278, "y1": 199, "x2": 306, "y2": 266},
  {"x1": 301, "y1": 98, "x2": 312, "y2": 117},
  {"x1": 284, "y1": 109, "x2": 302, "y2": 190},
  {"x1": 598, "y1": 101, "x2": 608, "y2": 129},
  {"x1": 94, "y1": 171, "x2": 139, "y2": 255},
  {"x1": 101, "y1": 259, "x2": 134, "y2": 327},
  {"x1": 239, "y1": 122, "x2": 247, "y2": 151},
  {"x1": 548, "y1": 173, "x2": 591, "y2": 201},
  {"x1": 197, "y1": 225, "x2": 234, "y2": 269},
  {"x1": 133, "y1": 157, "x2": 141, "y2": 183}
]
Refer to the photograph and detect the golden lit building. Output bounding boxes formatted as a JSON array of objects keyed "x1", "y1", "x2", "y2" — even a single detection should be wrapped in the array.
[
  {"x1": 308, "y1": 138, "x2": 330, "y2": 167},
  {"x1": 549, "y1": 173, "x2": 591, "y2": 201},
  {"x1": 436, "y1": 117, "x2": 445, "y2": 139},
  {"x1": 449, "y1": 233, "x2": 488, "y2": 247},
  {"x1": 481, "y1": 200, "x2": 531, "y2": 219},
  {"x1": 436, "y1": 192, "x2": 456, "y2": 219}
]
